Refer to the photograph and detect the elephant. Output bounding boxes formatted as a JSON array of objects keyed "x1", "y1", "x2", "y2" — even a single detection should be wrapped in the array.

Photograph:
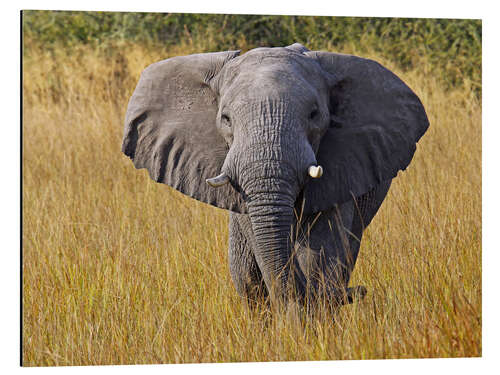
[{"x1": 122, "y1": 43, "x2": 429, "y2": 309}]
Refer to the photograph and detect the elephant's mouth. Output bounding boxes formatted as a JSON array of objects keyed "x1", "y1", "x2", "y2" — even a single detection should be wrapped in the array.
[
  {"x1": 293, "y1": 189, "x2": 307, "y2": 215},
  {"x1": 206, "y1": 163, "x2": 323, "y2": 190},
  {"x1": 204, "y1": 163, "x2": 322, "y2": 222}
]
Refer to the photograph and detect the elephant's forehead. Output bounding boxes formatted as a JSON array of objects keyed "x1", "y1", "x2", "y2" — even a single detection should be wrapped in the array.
[
  {"x1": 218, "y1": 47, "x2": 327, "y2": 103},
  {"x1": 228, "y1": 47, "x2": 320, "y2": 76},
  {"x1": 242, "y1": 46, "x2": 299, "y2": 58}
]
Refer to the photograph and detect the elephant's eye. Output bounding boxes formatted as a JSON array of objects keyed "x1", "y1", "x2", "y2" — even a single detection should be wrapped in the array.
[
  {"x1": 309, "y1": 109, "x2": 319, "y2": 120},
  {"x1": 221, "y1": 114, "x2": 231, "y2": 127}
]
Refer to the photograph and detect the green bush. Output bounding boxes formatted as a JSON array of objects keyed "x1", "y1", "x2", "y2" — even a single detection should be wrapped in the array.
[{"x1": 22, "y1": 10, "x2": 481, "y2": 93}]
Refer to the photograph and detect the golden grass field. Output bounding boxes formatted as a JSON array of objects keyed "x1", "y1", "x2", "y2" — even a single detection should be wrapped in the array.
[{"x1": 22, "y1": 39, "x2": 481, "y2": 366}]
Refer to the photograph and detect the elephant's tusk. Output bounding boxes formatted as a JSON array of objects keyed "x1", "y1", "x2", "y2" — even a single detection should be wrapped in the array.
[
  {"x1": 206, "y1": 173, "x2": 230, "y2": 187},
  {"x1": 308, "y1": 165, "x2": 323, "y2": 178}
]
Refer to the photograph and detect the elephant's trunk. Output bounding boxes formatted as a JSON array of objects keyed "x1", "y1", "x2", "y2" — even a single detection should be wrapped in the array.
[
  {"x1": 239, "y1": 160, "x2": 307, "y2": 303},
  {"x1": 222, "y1": 103, "x2": 318, "y2": 303},
  {"x1": 246, "y1": 193, "x2": 295, "y2": 300}
]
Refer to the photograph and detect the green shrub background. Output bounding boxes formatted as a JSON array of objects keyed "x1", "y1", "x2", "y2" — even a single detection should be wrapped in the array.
[{"x1": 22, "y1": 10, "x2": 481, "y2": 94}]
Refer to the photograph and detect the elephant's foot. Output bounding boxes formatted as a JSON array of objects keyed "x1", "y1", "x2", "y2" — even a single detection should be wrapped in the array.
[
  {"x1": 346, "y1": 285, "x2": 367, "y2": 304},
  {"x1": 329, "y1": 285, "x2": 367, "y2": 306}
]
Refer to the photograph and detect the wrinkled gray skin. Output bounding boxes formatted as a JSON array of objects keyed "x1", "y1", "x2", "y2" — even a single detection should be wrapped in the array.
[{"x1": 122, "y1": 43, "x2": 429, "y2": 308}]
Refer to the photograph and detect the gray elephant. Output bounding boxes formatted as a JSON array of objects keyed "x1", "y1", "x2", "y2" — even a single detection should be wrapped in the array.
[{"x1": 122, "y1": 43, "x2": 429, "y2": 308}]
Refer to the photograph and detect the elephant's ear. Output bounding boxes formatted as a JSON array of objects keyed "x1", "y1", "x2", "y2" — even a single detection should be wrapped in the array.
[
  {"x1": 122, "y1": 51, "x2": 247, "y2": 213},
  {"x1": 302, "y1": 51, "x2": 429, "y2": 214}
]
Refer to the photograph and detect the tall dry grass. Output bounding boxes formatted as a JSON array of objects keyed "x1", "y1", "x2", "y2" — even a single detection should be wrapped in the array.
[{"x1": 22, "y1": 39, "x2": 481, "y2": 366}]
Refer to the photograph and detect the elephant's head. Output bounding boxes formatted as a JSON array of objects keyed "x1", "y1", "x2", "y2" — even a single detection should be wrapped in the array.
[{"x1": 122, "y1": 43, "x2": 429, "y2": 302}]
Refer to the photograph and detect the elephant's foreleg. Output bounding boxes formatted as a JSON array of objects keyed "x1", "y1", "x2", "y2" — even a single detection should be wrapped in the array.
[
  {"x1": 293, "y1": 179, "x2": 392, "y2": 305},
  {"x1": 293, "y1": 203, "x2": 357, "y2": 301},
  {"x1": 228, "y1": 212, "x2": 268, "y2": 304}
]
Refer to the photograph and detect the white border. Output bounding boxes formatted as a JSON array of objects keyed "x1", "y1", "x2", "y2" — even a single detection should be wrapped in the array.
[{"x1": 11, "y1": 0, "x2": 488, "y2": 18}]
